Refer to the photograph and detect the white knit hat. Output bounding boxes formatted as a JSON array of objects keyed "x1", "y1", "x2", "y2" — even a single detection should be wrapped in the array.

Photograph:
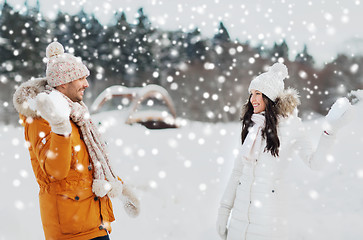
[
  {"x1": 45, "y1": 42, "x2": 90, "y2": 87},
  {"x1": 248, "y1": 62, "x2": 288, "y2": 101}
]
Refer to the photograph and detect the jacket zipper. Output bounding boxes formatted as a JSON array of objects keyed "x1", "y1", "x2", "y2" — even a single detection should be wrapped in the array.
[{"x1": 245, "y1": 159, "x2": 257, "y2": 240}]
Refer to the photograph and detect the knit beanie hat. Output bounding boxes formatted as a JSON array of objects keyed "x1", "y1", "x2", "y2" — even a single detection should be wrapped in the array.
[
  {"x1": 248, "y1": 62, "x2": 288, "y2": 101},
  {"x1": 46, "y1": 42, "x2": 90, "y2": 87}
]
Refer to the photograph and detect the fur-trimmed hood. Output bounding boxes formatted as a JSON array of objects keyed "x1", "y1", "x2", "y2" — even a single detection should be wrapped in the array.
[
  {"x1": 13, "y1": 78, "x2": 47, "y2": 118},
  {"x1": 275, "y1": 87, "x2": 301, "y2": 117},
  {"x1": 241, "y1": 87, "x2": 300, "y2": 118}
]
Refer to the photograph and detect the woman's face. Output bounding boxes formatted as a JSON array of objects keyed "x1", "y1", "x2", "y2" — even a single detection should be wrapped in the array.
[{"x1": 250, "y1": 89, "x2": 266, "y2": 114}]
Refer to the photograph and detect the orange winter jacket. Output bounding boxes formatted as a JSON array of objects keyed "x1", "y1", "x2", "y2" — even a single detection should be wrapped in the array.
[{"x1": 21, "y1": 115, "x2": 115, "y2": 240}]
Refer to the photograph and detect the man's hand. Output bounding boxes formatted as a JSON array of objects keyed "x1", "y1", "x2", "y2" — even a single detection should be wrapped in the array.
[{"x1": 35, "y1": 91, "x2": 71, "y2": 135}]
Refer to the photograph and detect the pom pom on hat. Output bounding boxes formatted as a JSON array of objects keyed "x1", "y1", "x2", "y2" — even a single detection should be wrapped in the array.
[
  {"x1": 45, "y1": 41, "x2": 89, "y2": 87},
  {"x1": 269, "y1": 62, "x2": 288, "y2": 79},
  {"x1": 46, "y1": 42, "x2": 65, "y2": 58},
  {"x1": 248, "y1": 62, "x2": 288, "y2": 101}
]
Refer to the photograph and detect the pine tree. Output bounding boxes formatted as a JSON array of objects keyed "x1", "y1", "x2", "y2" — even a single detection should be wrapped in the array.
[
  {"x1": 295, "y1": 44, "x2": 315, "y2": 66},
  {"x1": 270, "y1": 40, "x2": 289, "y2": 60},
  {"x1": 21, "y1": 0, "x2": 49, "y2": 77},
  {"x1": 130, "y1": 7, "x2": 156, "y2": 86},
  {"x1": 0, "y1": 1, "x2": 16, "y2": 68},
  {"x1": 186, "y1": 28, "x2": 206, "y2": 62},
  {"x1": 213, "y1": 22, "x2": 230, "y2": 43}
]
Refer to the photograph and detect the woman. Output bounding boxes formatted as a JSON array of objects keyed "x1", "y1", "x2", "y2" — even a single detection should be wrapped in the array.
[{"x1": 216, "y1": 63, "x2": 352, "y2": 240}]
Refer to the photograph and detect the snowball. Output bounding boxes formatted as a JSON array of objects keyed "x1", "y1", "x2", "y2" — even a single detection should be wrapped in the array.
[{"x1": 325, "y1": 97, "x2": 351, "y2": 121}]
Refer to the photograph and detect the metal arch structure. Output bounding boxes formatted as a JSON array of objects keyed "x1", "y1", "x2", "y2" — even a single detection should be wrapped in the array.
[
  {"x1": 90, "y1": 85, "x2": 137, "y2": 113},
  {"x1": 90, "y1": 84, "x2": 178, "y2": 128},
  {"x1": 126, "y1": 84, "x2": 177, "y2": 120}
]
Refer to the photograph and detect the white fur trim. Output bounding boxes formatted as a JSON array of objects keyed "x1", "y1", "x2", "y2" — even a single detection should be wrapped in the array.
[
  {"x1": 275, "y1": 87, "x2": 300, "y2": 117},
  {"x1": 13, "y1": 78, "x2": 47, "y2": 118},
  {"x1": 107, "y1": 180, "x2": 123, "y2": 198},
  {"x1": 92, "y1": 179, "x2": 111, "y2": 198}
]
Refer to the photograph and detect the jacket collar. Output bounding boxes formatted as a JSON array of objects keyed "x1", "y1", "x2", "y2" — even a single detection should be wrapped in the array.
[
  {"x1": 13, "y1": 78, "x2": 47, "y2": 118},
  {"x1": 275, "y1": 87, "x2": 300, "y2": 118}
]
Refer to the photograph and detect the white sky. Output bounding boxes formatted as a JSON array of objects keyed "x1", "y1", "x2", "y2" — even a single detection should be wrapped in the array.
[{"x1": 4, "y1": 0, "x2": 363, "y2": 66}]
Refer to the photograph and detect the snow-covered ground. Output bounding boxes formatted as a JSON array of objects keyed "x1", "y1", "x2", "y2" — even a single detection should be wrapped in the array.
[{"x1": 0, "y1": 96, "x2": 362, "y2": 240}]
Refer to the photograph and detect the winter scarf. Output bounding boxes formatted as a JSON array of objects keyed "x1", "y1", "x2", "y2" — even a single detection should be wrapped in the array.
[
  {"x1": 240, "y1": 113, "x2": 266, "y2": 161},
  {"x1": 44, "y1": 85, "x2": 122, "y2": 198}
]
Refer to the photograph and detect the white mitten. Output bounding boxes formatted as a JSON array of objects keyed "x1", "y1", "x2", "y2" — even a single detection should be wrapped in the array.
[
  {"x1": 323, "y1": 97, "x2": 353, "y2": 135},
  {"x1": 216, "y1": 205, "x2": 230, "y2": 240},
  {"x1": 107, "y1": 180, "x2": 123, "y2": 198},
  {"x1": 35, "y1": 91, "x2": 71, "y2": 135},
  {"x1": 119, "y1": 184, "x2": 140, "y2": 218}
]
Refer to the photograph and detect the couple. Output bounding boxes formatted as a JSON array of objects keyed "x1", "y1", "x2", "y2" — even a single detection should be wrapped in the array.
[{"x1": 13, "y1": 42, "x2": 352, "y2": 240}]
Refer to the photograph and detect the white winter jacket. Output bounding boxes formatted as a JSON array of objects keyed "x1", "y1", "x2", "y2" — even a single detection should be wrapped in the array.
[{"x1": 220, "y1": 92, "x2": 335, "y2": 240}]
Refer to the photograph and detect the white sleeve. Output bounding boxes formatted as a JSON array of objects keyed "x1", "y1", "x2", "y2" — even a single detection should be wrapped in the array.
[
  {"x1": 220, "y1": 151, "x2": 244, "y2": 209},
  {"x1": 293, "y1": 123, "x2": 335, "y2": 170}
]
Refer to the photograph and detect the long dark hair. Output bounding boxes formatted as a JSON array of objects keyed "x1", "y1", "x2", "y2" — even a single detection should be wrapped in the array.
[{"x1": 241, "y1": 93, "x2": 280, "y2": 157}]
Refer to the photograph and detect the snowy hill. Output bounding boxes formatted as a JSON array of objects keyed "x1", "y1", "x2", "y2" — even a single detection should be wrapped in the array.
[{"x1": 0, "y1": 95, "x2": 362, "y2": 240}]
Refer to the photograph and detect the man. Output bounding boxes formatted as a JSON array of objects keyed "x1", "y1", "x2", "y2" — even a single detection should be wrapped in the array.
[{"x1": 13, "y1": 42, "x2": 139, "y2": 240}]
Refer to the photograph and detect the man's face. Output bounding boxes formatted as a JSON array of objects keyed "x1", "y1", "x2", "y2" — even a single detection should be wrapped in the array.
[{"x1": 58, "y1": 76, "x2": 89, "y2": 102}]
